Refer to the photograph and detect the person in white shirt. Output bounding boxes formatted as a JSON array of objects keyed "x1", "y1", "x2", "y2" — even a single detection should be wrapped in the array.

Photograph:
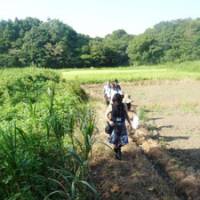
[
  {"x1": 110, "y1": 81, "x2": 122, "y2": 103},
  {"x1": 103, "y1": 81, "x2": 111, "y2": 105},
  {"x1": 123, "y1": 94, "x2": 132, "y2": 111}
]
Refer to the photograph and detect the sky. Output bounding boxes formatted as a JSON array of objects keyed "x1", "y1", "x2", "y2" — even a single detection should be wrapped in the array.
[{"x1": 0, "y1": 0, "x2": 200, "y2": 37}]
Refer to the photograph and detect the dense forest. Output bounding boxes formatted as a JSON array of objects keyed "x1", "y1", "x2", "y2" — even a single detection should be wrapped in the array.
[{"x1": 1, "y1": 17, "x2": 200, "y2": 68}]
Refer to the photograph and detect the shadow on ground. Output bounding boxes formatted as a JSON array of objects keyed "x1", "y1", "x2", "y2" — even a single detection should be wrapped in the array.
[
  {"x1": 166, "y1": 148, "x2": 200, "y2": 172},
  {"x1": 158, "y1": 135, "x2": 189, "y2": 142}
]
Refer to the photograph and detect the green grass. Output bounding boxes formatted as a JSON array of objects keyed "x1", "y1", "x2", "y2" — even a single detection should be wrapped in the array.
[
  {"x1": 0, "y1": 70, "x2": 98, "y2": 200},
  {"x1": 2, "y1": 60, "x2": 200, "y2": 84},
  {"x1": 0, "y1": 67, "x2": 58, "y2": 86},
  {"x1": 179, "y1": 102, "x2": 199, "y2": 113},
  {"x1": 60, "y1": 61, "x2": 200, "y2": 83}
]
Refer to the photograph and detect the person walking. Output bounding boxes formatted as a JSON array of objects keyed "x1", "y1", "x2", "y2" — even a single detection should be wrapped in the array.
[
  {"x1": 103, "y1": 81, "x2": 111, "y2": 105},
  {"x1": 105, "y1": 93, "x2": 132, "y2": 160},
  {"x1": 110, "y1": 81, "x2": 122, "y2": 104}
]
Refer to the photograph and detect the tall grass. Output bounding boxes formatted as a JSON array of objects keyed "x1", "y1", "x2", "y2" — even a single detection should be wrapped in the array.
[{"x1": 0, "y1": 71, "x2": 98, "y2": 200}]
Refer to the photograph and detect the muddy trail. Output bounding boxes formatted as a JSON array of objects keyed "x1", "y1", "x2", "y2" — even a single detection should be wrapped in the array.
[{"x1": 86, "y1": 84, "x2": 184, "y2": 200}]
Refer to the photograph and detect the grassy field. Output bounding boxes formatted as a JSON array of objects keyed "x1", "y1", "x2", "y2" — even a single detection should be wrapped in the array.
[
  {"x1": 2, "y1": 60, "x2": 200, "y2": 84},
  {"x1": 61, "y1": 61, "x2": 200, "y2": 83}
]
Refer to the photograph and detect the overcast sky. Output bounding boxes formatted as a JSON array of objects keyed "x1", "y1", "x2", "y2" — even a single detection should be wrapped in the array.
[{"x1": 0, "y1": 0, "x2": 200, "y2": 37}]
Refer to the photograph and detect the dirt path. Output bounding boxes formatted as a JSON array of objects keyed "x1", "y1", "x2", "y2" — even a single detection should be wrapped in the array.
[
  {"x1": 86, "y1": 84, "x2": 183, "y2": 200},
  {"x1": 86, "y1": 80, "x2": 200, "y2": 174}
]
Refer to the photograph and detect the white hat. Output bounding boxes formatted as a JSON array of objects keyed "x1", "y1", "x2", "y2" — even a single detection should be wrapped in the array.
[{"x1": 123, "y1": 94, "x2": 132, "y2": 104}]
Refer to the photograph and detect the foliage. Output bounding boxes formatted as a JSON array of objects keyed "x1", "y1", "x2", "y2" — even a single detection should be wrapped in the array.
[
  {"x1": 0, "y1": 18, "x2": 131, "y2": 68},
  {"x1": 128, "y1": 34, "x2": 163, "y2": 65},
  {"x1": 0, "y1": 70, "x2": 98, "y2": 200},
  {"x1": 128, "y1": 18, "x2": 200, "y2": 65},
  {"x1": 2, "y1": 18, "x2": 200, "y2": 67},
  {"x1": 81, "y1": 30, "x2": 131, "y2": 67}
]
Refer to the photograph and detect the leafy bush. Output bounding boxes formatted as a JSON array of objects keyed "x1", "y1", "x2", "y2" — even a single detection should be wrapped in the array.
[
  {"x1": 68, "y1": 81, "x2": 89, "y2": 102},
  {"x1": 0, "y1": 71, "x2": 98, "y2": 200}
]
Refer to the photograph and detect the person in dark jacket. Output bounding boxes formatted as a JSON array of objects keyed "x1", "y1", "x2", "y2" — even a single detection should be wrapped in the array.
[{"x1": 105, "y1": 93, "x2": 132, "y2": 160}]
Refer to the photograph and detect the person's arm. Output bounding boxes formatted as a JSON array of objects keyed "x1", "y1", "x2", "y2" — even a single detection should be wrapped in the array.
[
  {"x1": 103, "y1": 85, "x2": 106, "y2": 95},
  {"x1": 105, "y1": 105, "x2": 114, "y2": 126},
  {"x1": 124, "y1": 103, "x2": 132, "y2": 128}
]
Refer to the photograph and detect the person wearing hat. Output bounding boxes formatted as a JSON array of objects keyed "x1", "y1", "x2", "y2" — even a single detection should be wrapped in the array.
[{"x1": 123, "y1": 94, "x2": 132, "y2": 111}]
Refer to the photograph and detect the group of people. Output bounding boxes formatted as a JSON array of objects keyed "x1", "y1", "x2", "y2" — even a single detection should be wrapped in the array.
[
  {"x1": 103, "y1": 80, "x2": 137, "y2": 160},
  {"x1": 103, "y1": 80, "x2": 122, "y2": 105}
]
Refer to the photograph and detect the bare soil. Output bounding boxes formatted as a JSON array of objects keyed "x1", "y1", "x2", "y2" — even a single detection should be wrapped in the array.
[
  {"x1": 122, "y1": 80, "x2": 200, "y2": 175},
  {"x1": 85, "y1": 80, "x2": 200, "y2": 200},
  {"x1": 84, "y1": 80, "x2": 200, "y2": 200}
]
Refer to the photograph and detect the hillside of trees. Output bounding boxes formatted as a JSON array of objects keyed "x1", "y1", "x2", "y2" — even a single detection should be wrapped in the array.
[{"x1": 1, "y1": 17, "x2": 200, "y2": 68}]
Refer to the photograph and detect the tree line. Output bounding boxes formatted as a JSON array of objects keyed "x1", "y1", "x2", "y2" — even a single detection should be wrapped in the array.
[{"x1": 1, "y1": 17, "x2": 200, "y2": 68}]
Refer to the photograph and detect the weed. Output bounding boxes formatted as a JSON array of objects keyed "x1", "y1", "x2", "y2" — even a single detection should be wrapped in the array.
[{"x1": 0, "y1": 71, "x2": 98, "y2": 200}]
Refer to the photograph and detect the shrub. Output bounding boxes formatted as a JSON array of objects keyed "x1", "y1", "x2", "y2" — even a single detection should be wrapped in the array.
[{"x1": 0, "y1": 71, "x2": 98, "y2": 200}]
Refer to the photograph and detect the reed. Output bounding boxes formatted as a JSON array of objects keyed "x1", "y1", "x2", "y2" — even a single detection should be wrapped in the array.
[{"x1": 0, "y1": 70, "x2": 98, "y2": 200}]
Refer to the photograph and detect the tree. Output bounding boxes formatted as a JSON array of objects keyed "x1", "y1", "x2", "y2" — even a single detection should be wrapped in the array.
[
  {"x1": 2, "y1": 17, "x2": 200, "y2": 68},
  {"x1": 103, "y1": 30, "x2": 131, "y2": 66},
  {"x1": 22, "y1": 19, "x2": 79, "y2": 67},
  {"x1": 128, "y1": 34, "x2": 163, "y2": 65}
]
